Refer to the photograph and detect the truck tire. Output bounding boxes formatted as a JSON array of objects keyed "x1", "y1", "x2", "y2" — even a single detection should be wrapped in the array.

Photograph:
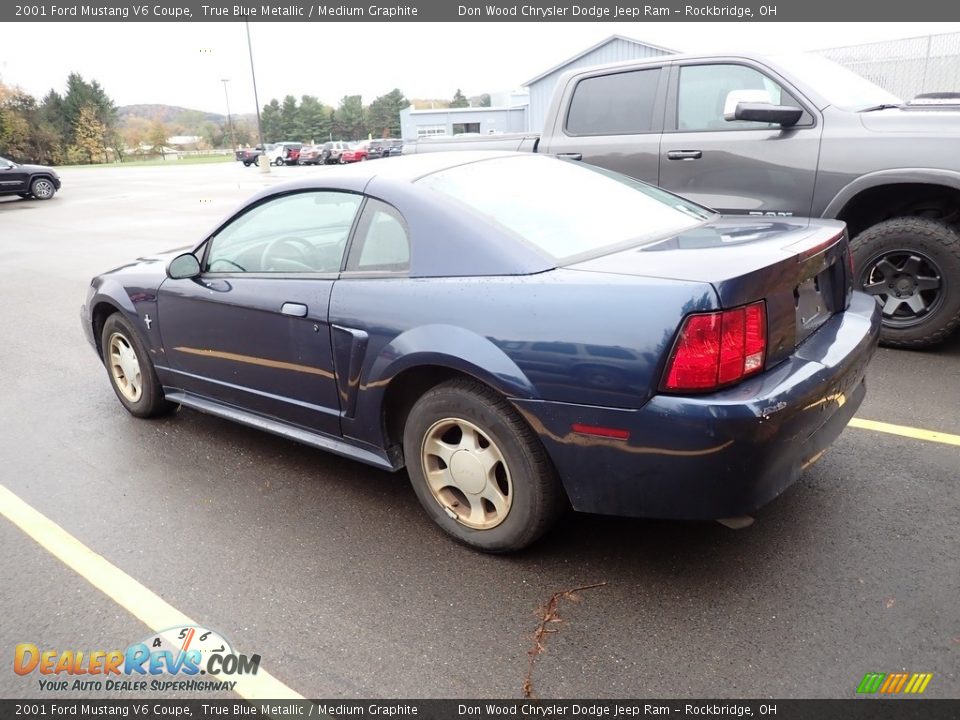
[{"x1": 851, "y1": 217, "x2": 960, "y2": 348}]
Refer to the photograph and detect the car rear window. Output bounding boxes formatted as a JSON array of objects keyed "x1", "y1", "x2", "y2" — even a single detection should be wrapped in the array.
[{"x1": 417, "y1": 155, "x2": 713, "y2": 261}]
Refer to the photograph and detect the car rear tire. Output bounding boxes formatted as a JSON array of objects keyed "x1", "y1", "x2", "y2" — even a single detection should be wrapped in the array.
[
  {"x1": 852, "y1": 217, "x2": 960, "y2": 348},
  {"x1": 30, "y1": 177, "x2": 56, "y2": 200},
  {"x1": 100, "y1": 313, "x2": 176, "y2": 418},
  {"x1": 403, "y1": 379, "x2": 564, "y2": 553}
]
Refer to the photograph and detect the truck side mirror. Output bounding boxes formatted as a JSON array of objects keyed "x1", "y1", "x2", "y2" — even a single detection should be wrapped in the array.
[
  {"x1": 722, "y1": 89, "x2": 802, "y2": 126},
  {"x1": 731, "y1": 102, "x2": 803, "y2": 126}
]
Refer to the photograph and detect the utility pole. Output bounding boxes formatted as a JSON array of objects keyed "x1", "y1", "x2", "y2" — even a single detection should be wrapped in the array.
[
  {"x1": 220, "y1": 78, "x2": 237, "y2": 154},
  {"x1": 245, "y1": 21, "x2": 269, "y2": 174}
]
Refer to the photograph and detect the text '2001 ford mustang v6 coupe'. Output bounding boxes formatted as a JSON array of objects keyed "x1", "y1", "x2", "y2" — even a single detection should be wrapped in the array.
[{"x1": 82, "y1": 153, "x2": 880, "y2": 552}]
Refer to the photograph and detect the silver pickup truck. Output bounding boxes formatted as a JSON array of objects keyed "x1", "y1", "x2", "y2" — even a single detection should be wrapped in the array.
[{"x1": 406, "y1": 52, "x2": 960, "y2": 348}]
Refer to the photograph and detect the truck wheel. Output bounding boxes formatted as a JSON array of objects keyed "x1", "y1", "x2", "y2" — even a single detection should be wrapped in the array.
[
  {"x1": 852, "y1": 217, "x2": 960, "y2": 348},
  {"x1": 403, "y1": 379, "x2": 564, "y2": 553}
]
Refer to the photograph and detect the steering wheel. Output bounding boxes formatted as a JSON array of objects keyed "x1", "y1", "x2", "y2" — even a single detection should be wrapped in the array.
[{"x1": 259, "y1": 236, "x2": 316, "y2": 272}]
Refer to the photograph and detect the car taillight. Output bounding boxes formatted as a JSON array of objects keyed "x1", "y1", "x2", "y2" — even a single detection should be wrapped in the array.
[{"x1": 661, "y1": 301, "x2": 767, "y2": 393}]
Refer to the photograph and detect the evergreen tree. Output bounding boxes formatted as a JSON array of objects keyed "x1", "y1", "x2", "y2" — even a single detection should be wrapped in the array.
[
  {"x1": 279, "y1": 95, "x2": 301, "y2": 139},
  {"x1": 450, "y1": 89, "x2": 469, "y2": 108},
  {"x1": 299, "y1": 95, "x2": 331, "y2": 143},
  {"x1": 366, "y1": 89, "x2": 408, "y2": 138},
  {"x1": 333, "y1": 95, "x2": 365, "y2": 140},
  {"x1": 261, "y1": 99, "x2": 282, "y2": 142}
]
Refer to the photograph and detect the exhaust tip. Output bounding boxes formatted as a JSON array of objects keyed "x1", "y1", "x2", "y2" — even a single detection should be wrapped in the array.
[{"x1": 717, "y1": 516, "x2": 755, "y2": 530}]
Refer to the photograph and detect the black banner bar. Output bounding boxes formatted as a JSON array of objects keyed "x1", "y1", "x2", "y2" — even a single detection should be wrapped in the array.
[
  {"x1": 2, "y1": 699, "x2": 959, "y2": 720},
  {"x1": 3, "y1": 0, "x2": 960, "y2": 22}
]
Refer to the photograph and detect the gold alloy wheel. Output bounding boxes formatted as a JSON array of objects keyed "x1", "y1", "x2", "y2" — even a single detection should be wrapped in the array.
[
  {"x1": 108, "y1": 332, "x2": 143, "y2": 403},
  {"x1": 420, "y1": 418, "x2": 513, "y2": 530}
]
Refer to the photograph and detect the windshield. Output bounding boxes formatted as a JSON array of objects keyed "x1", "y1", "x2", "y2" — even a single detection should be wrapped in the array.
[
  {"x1": 418, "y1": 155, "x2": 714, "y2": 261},
  {"x1": 768, "y1": 53, "x2": 902, "y2": 111},
  {"x1": 0, "y1": 156, "x2": 16, "y2": 166}
]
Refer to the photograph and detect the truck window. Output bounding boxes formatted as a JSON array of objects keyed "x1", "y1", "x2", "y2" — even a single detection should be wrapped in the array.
[
  {"x1": 677, "y1": 64, "x2": 797, "y2": 131},
  {"x1": 566, "y1": 69, "x2": 660, "y2": 136}
]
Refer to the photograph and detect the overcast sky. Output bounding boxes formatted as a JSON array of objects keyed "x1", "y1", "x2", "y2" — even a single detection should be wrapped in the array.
[{"x1": 3, "y1": 22, "x2": 958, "y2": 113}]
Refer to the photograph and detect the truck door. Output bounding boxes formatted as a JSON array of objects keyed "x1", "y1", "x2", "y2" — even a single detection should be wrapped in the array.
[
  {"x1": 659, "y1": 60, "x2": 822, "y2": 217},
  {"x1": 539, "y1": 65, "x2": 667, "y2": 185}
]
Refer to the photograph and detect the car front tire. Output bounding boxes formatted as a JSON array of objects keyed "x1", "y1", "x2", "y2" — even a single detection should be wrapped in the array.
[
  {"x1": 30, "y1": 177, "x2": 56, "y2": 200},
  {"x1": 403, "y1": 379, "x2": 564, "y2": 553},
  {"x1": 100, "y1": 313, "x2": 176, "y2": 418},
  {"x1": 852, "y1": 217, "x2": 960, "y2": 348}
]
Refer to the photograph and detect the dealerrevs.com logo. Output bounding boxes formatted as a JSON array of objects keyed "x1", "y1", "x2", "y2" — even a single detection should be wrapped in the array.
[
  {"x1": 14, "y1": 625, "x2": 260, "y2": 693},
  {"x1": 856, "y1": 672, "x2": 934, "y2": 695}
]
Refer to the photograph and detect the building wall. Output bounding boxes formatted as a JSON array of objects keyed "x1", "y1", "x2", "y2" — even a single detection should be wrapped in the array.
[
  {"x1": 819, "y1": 32, "x2": 960, "y2": 100},
  {"x1": 526, "y1": 38, "x2": 673, "y2": 131},
  {"x1": 400, "y1": 107, "x2": 528, "y2": 140}
]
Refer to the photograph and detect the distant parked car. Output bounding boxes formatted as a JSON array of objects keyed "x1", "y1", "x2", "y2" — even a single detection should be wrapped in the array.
[
  {"x1": 268, "y1": 142, "x2": 303, "y2": 166},
  {"x1": 0, "y1": 156, "x2": 61, "y2": 200},
  {"x1": 297, "y1": 146, "x2": 325, "y2": 165},
  {"x1": 341, "y1": 142, "x2": 370, "y2": 163},
  {"x1": 322, "y1": 141, "x2": 350, "y2": 164},
  {"x1": 238, "y1": 144, "x2": 276, "y2": 167},
  {"x1": 382, "y1": 139, "x2": 404, "y2": 158},
  {"x1": 365, "y1": 139, "x2": 403, "y2": 159}
]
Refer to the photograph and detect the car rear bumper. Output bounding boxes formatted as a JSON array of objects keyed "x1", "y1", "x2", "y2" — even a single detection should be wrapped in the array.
[{"x1": 510, "y1": 291, "x2": 881, "y2": 520}]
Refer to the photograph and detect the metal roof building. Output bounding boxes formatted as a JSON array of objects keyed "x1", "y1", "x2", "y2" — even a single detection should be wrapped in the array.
[{"x1": 523, "y1": 35, "x2": 676, "y2": 131}]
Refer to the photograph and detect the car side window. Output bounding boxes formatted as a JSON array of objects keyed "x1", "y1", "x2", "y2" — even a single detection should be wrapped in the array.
[
  {"x1": 566, "y1": 69, "x2": 660, "y2": 135},
  {"x1": 205, "y1": 191, "x2": 362, "y2": 273},
  {"x1": 345, "y1": 200, "x2": 410, "y2": 274},
  {"x1": 677, "y1": 64, "x2": 801, "y2": 131}
]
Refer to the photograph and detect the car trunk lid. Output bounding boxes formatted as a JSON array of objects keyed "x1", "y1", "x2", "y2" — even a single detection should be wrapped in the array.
[{"x1": 567, "y1": 217, "x2": 854, "y2": 366}]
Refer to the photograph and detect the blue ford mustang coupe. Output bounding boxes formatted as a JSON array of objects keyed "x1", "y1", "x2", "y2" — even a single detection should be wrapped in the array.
[{"x1": 82, "y1": 152, "x2": 880, "y2": 552}]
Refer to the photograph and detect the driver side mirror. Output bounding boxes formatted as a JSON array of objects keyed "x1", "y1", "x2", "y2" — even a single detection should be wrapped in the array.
[
  {"x1": 166, "y1": 253, "x2": 201, "y2": 279},
  {"x1": 723, "y1": 89, "x2": 802, "y2": 127}
]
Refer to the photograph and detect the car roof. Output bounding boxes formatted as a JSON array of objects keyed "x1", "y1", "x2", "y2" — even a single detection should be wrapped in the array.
[
  {"x1": 219, "y1": 152, "x2": 554, "y2": 278},
  {"x1": 261, "y1": 151, "x2": 522, "y2": 194}
]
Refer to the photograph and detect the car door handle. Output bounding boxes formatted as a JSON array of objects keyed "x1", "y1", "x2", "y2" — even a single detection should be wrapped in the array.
[
  {"x1": 280, "y1": 302, "x2": 308, "y2": 317},
  {"x1": 556, "y1": 153, "x2": 582, "y2": 161},
  {"x1": 667, "y1": 150, "x2": 703, "y2": 160}
]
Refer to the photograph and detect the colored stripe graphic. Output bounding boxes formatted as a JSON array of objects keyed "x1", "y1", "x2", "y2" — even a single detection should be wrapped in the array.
[
  {"x1": 857, "y1": 673, "x2": 885, "y2": 693},
  {"x1": 858, "y1": 672, "x2": 933, "y2": 694}
]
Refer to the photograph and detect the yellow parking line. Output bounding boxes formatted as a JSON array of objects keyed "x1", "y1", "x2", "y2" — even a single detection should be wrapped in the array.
[
  {"x1": 0, "y1": 483, "x2": 303, "y2": 701},
  {"x1": 849, "y1": 418, "x2": 960, "y2": 447}
]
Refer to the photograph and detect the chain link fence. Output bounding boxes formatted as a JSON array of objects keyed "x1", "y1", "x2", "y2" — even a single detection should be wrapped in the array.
[{"x1": 818, "y1": 33, "x2": 960, "y2": 101}]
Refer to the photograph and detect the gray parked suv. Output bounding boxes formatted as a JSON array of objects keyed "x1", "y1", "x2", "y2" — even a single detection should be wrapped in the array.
[{"x1": 408, "y1": 53, "x2": 960, "y2": 348}]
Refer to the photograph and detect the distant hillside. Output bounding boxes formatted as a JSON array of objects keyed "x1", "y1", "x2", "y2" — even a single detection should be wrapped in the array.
[{"x1": 118, "y1": 104, "x2": 256, "y2": 126}]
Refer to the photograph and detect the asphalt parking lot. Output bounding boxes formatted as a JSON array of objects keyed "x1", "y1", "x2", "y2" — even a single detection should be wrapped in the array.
[{"x1": 0, "y1": 161, "x2": 958, "y2": 700}]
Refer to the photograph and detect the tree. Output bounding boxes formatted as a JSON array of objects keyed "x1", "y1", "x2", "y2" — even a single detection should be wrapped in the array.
[
  {"x1": 299, "y1": 95, "x2": 331, "y2": 143},
  {"x1": 62, "y1": 73, "x2": 117, "y2": 147},
  {"x1": 70, "y1": 104, "x2": 107, "y2": 163},
  {"x1": 333, "y1": 95, "x2": 365, "y2": 140},
  {"x1": 479, "y1": 93, "x2": 492, "y2": 108},
  {"x1": 450, "y1": 89, "x2": 469, "y2": 108},
  {"x1": 147, "y1": 120, "x2": 169, "y2": 158},
  {"x1": 279, "y1": 95, "x2": 301, "y2": 139},
  {"x1": 366, "y1": 89, "x2": 408, "y2": 138},
  {"x1": 0, "y1": 83, "x2": 34, "y2": 159},
  {"x1": 122, "y1": 117, "x2": 151, "y2": 155},
  {"x1": 261, "y1": 99, "x2": 282, "y2": 142}
]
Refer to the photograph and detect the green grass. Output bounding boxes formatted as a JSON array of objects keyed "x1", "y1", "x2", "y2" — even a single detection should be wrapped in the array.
[{"x1": 58, "y1": 154, "x2": 235, "y2": 170}]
